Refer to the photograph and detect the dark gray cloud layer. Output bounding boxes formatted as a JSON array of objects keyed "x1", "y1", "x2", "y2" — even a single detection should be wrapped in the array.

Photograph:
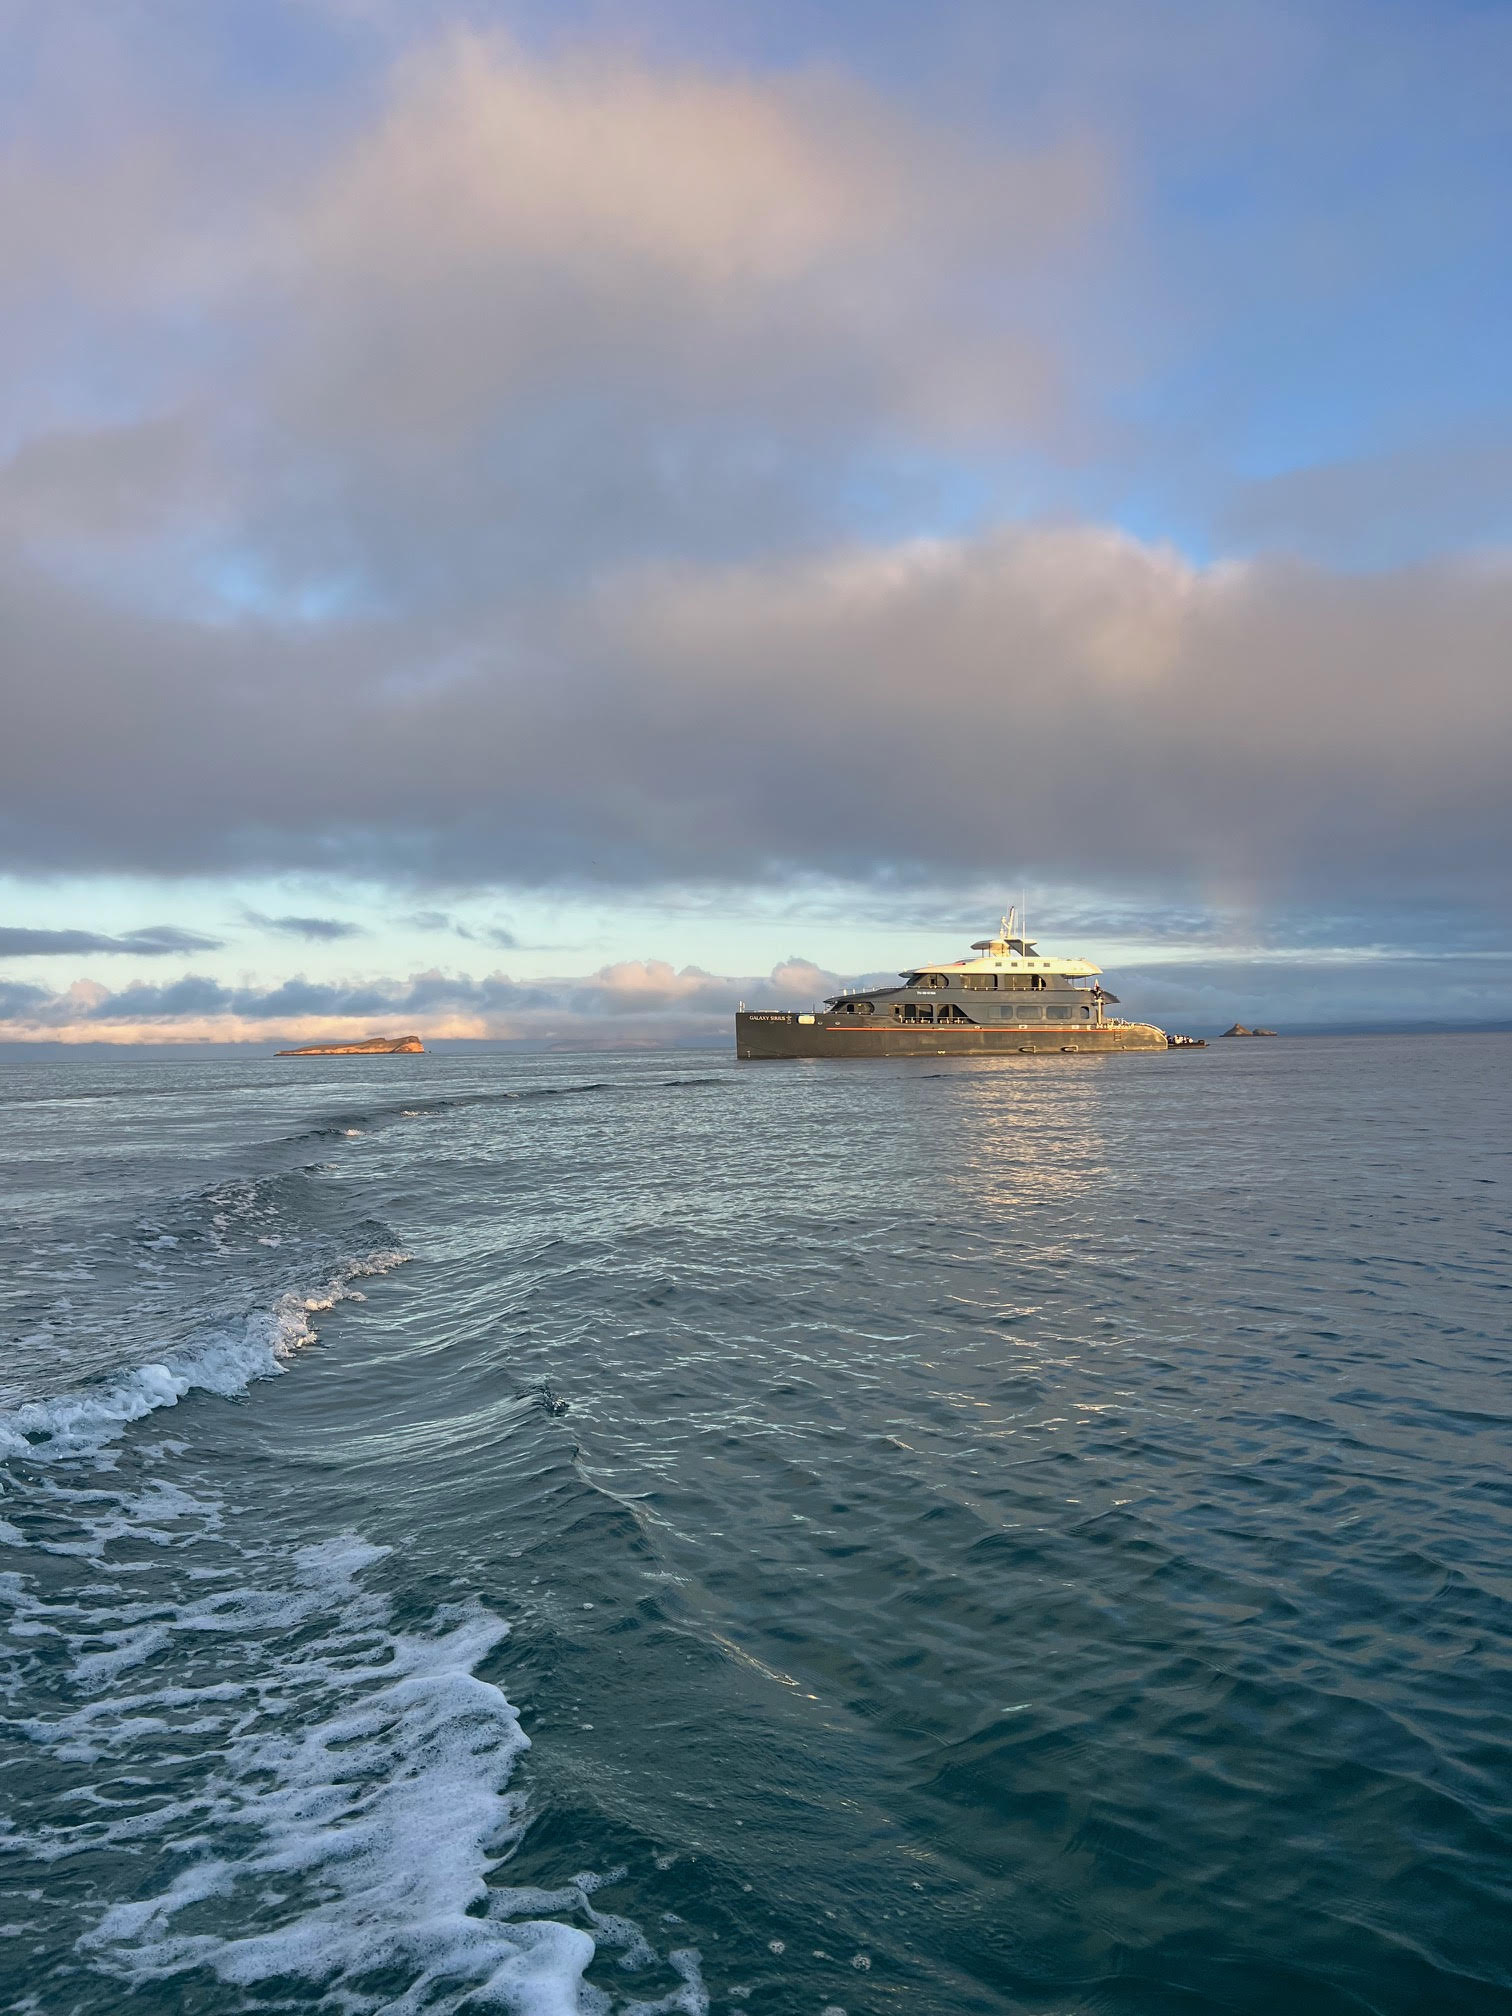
[
  {"x1": 2, "y1": 533, "x2": 1508, "y2": 911},
  {"x1": 0, "y1": 925, "x2": 223, "y2": 957}
]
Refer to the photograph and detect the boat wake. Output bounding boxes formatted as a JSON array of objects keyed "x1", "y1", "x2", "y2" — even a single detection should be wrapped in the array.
[
  {"x1": 0, "y1": 1247, "x2": 411, "y2": 1463},
  {"x1": 2, "y1": 1469, "x2": 709, "y2": 2015}
]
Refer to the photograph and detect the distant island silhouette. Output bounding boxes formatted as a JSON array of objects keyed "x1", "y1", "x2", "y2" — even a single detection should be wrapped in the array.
[
  {"x1": 1220, "y1": 1023, "x2": 1278, "y2": 1038},
  {"x1": 276, "y1": 1035, "x2": 424, "y2": 1056}
]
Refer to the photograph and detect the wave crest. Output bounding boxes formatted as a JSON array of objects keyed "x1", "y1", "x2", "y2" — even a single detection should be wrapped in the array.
[{"x1": 0, "y1": 1248, "x2": 410, "y2": 1464}]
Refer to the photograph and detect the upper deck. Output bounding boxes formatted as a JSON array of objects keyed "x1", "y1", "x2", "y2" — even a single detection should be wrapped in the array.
[
  {"x1": 826, "y1": 912, "x2": 1108, "y2": 1010},
  {"x1": 902, "y1": 922, "x2": 1101, "y2": 985}
]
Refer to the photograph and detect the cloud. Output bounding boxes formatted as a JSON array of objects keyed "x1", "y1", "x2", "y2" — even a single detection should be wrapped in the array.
[
  {"x1": 245, "y1": 911, "x2": 365, "y2": 941},
  {"x1": 1223, "y1": 429, "x2": 1512, "y2": 567},
  {"x1": 2, "y1": 527, "x2": 1508, "y2": 911},
  {"x1": 399, "y1": 911, "x2": 515, "y2": 945},
  {"x1": 0, "y1": 27, "x2": 1108, "y2": 615},
  {"x1": 0, "y1": 7, "x2": 1508, "y2": 972},
  {"x1": 1107, "y1": 952, "x2": 1512, "y2": 1035},
  {"x1": 0, "y1": 415, "x2": 214, "y2": 547},
  {"x1": 0, "y1": 979, "x2": 52, "y2": 1017},
  {"x1": 276, "y1": 32, "x2": 1102, "y2": 445},
  {"x1": 0, "y1": 957, "x2": 854, "y2": 1046},
  {"x1": 0, "y1": 925, "x2": 224, "y2": 957}
]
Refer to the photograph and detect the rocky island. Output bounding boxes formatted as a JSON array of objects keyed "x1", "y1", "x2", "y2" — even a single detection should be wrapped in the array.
[
  {"x1": 1220, "y1": 1023, "x2": 1279, "y2": 1038},
  {"x1": 276, "y1": 1035, "x2": 425, "y2": 1057}
]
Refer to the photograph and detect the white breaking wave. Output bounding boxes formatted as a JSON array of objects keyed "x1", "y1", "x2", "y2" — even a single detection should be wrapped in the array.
[{"x1": 0, "y1": 1249, "x2": 410, "y2": 1464}]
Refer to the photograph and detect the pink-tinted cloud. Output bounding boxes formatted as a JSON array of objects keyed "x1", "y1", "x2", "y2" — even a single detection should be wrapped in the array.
[{"x1": 0, "y1": 958, "x2": 853, "y2": 1046}]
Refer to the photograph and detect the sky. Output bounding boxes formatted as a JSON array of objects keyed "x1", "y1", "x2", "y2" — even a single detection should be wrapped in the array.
[{"x1": 2, "y1": 0, "x2": 1510, "y2": 1046}]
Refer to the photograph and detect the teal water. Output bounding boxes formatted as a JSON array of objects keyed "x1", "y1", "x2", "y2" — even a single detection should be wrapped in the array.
[{"x1": 2, "y1": 1039, "x2": 1508, "y2": 2014}]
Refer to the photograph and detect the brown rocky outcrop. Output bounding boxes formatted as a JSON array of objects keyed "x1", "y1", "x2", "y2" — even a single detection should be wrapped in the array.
[{"x1": 275, "y1": 1035, "x2": 424, "y2": 1056}]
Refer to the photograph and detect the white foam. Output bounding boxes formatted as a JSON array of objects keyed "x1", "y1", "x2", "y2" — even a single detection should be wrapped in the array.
[
  {"x1": 1, "y1": 1485, "x2": 706, "y2": 2016},
  {"x1": 71, "y1": 1621, "x2": 173, "y2": 1682},
  {"x1": 0, "y1": 1249, "x2": 409, "y2": 1464},
  {"x1": 71, "y1": 1591, "x2": 698, "y2": 2014}
]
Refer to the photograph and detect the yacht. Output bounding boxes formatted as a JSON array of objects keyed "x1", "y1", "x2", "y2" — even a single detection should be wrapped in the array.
[{"x1": 736, "y1": 912, "x2": 1170, "y2": 1058}]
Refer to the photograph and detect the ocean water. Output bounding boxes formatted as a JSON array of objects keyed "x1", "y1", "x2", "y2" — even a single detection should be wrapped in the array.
[{"x1": 1, "y1": 1038, "x2": 1508, "y2": 2016}]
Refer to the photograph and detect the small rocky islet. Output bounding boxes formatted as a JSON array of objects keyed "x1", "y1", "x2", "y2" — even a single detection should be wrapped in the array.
[{"x1": 275, "y1": 1035, "x2": 424, "y2": 1057}]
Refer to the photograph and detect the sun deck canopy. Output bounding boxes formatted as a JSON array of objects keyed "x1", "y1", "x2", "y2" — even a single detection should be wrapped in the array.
[
  {"x1": 901, "y1": 911, "x2": 1102, "y2": 982},
  {"x1": 905, "y1": 951, "x2": 1102, "y2": 980}
]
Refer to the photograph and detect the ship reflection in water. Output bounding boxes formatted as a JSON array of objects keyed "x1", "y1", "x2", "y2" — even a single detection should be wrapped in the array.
[{"x1": 938, "y1": 1061, "x2": 1112, "y2": 1216}]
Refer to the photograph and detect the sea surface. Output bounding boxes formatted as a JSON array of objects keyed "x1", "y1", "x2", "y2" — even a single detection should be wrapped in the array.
[{"x1": 1, "y1": 1038, "x2": 1508, "y2": 2015}]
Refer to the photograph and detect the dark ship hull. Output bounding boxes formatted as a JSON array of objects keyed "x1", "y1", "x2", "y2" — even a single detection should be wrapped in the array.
[{"x1": 737, "y1": 1012, "x2": 1169, "y2": 1059}]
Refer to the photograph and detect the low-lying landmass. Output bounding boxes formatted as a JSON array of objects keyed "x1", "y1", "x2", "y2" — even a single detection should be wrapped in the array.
[
  {"x1": 276, "y1": 1035, "x2": 425, "y2": 1056},
  {"x1": 1220, "y1": 1023, "x2": 1279, "y2": 1038}
]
